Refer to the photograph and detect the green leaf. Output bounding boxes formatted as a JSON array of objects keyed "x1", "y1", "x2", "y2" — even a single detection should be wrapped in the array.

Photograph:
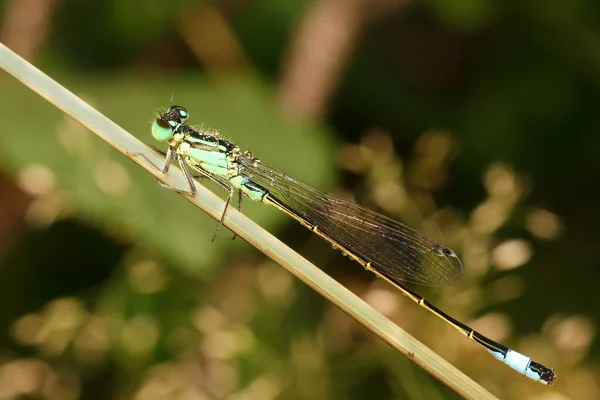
[{"x1": 0, "y1": 73, "x2": 336, "y2": 277}]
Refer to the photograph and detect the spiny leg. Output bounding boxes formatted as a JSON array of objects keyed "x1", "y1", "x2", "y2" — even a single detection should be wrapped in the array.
[
  {"x1": 126, "y1": 145, "x2": 170, "y2": 172},
  {"x1": 237, "y1": 190, "x2": 243, "y2": 213},
  {"x1": 177, "y1": 156, "x2": 196, "y2": 194},
  {"x1": 201, "y1": 174, "x2": 240, "y2": 241},
  {"x1": 211, "y1": 187, "x2": 236, "y2": 242},
  {"x1": 153, "y1": 151, "x2": 197, "y2": 195},
  {"x1": 155, "y1": 147, "x2": 198, "y2": 194},
  {"x1": 144, "y1": 154, "x2": 237, "y2": 242},
  {"x1": 190, "y1": 171, "x2": 237, "y2": 241},
  {"x1": 127, "y1": 146, "x2": 194, "y2": 193},
  {"x1": 229, "y1": 190, "x2": 243, "y2": 241},
  {"x1": 161, "y1": 146, "x2": 175, "y2": 173}
]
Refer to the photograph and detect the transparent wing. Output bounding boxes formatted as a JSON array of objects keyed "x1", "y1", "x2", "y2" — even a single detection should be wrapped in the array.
[{"x1": 238, "y1": 154, "x2": 463, "y2": 286}]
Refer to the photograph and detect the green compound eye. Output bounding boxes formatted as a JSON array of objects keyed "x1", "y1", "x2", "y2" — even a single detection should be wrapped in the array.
[{"x1": 151, "y1": 118, "x2": 174, "y2": 141}]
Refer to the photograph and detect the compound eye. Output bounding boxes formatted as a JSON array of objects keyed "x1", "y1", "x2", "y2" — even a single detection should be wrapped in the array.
[
  {"x1": 178, "y1": 108, "x2": 188, "y2": 120},
  {"x1": 152, "y1": 118, "x2": 175, "y2": 141},
  {"x1": 167, "y1": 105, "x2": 189, "y2": 123}
]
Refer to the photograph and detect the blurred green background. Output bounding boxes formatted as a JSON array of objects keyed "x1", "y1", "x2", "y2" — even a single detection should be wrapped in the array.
[{"x1": 0, "y1": 0, "x2": 597, "y2": 399}]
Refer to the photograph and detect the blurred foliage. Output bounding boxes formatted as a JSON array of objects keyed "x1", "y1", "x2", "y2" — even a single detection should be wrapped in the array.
[
  {"x1": 0, "y1": 0, "x2": 599, "y2": 399},
  {"x1": 0, "y1": 75, "x2": 334, "y2": 275}
]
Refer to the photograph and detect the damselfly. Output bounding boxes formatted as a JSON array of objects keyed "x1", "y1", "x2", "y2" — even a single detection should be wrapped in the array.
[{"x1": 149, "y1": 105, "x2": 556, "y2": 385}]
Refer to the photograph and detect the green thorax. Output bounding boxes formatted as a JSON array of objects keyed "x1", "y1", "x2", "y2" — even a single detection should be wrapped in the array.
[{"x1": 178, "y1": 126, "x2": 241, "y2": 180}]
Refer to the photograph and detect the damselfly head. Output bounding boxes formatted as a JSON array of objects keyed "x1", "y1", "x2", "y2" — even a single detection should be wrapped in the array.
[
  {"x1": 164, "y1": 105, "x2": 189, "y2": 124},
  {"x1": 151, "y1": 106, "x2": 189, "y2": 142}
]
